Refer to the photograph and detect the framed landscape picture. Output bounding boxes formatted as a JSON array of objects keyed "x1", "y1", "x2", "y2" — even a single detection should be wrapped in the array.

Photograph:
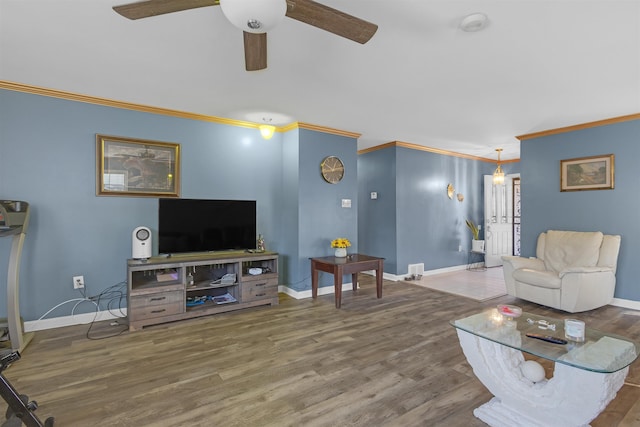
[
  {"x1": 560, "y1": 154, "x2": 614, "y2": 192},
  {"x1": 96, "y1": 134, "x2": 180, "y2": 197}
]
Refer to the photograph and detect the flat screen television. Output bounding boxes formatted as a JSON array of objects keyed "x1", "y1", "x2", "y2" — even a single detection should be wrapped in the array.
[{"x1": 158, "y1": 198, "x2": 256, "y2": 254}]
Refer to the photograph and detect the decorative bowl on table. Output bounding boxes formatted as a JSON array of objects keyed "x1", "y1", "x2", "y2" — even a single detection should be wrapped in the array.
[{"x1": 497, "y1": 304, "x2": 523, "y2": 319}]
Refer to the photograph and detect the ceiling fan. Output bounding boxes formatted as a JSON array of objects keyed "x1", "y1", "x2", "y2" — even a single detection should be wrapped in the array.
[{"x1": 113, "y1": 0, "x2": 378, "y2": 71}]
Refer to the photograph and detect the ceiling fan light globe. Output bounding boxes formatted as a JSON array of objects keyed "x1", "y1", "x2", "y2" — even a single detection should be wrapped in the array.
[
  {"x1": 259, "y1": 124, "x2": 276, "y2": 139},
  {"x1": 220, "y1": 0, "x2": 287, "y2": 33}
]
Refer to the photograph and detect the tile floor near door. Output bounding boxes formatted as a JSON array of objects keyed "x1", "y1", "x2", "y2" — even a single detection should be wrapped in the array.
[{"x1": 412, "y1": 266, "x2": 507, "y2": 302}]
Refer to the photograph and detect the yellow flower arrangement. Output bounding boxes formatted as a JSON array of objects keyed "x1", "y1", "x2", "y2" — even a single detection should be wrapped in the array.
[{"x1": 331, "y1": 237, "x2": 351, "y2": 249}]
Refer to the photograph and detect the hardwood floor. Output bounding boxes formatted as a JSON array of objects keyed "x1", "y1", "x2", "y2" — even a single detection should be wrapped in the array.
[{"x1": 2, "y1": 272, "x2": 640, "y2": 426}]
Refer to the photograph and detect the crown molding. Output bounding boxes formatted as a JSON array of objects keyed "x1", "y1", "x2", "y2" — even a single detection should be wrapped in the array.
[
  {"x1": 0, "y1": 80, "x2": 261, "y2": 128},
  {"x1": 517, "y1": 113, "x2": 640, "y2": 141},
  {"x1": 297, "y1": 122, "x2": 361, "y2": 138},
  {"x1": 0, "y1": 80, "x2": 365, "y2": 140},
  {"x1": 358, "y1": 141, "x2": 520, "y2": 163}
]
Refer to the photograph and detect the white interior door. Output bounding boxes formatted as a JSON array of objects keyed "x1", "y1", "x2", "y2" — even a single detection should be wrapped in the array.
[{"x1": 483, "y1": 175, "x2": 514, "y2": 267}]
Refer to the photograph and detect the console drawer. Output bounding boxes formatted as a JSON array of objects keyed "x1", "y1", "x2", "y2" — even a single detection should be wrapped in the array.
[
  {"x1": 129, "y1": 291, "x2": 184, "y2": 321},
  {"x1": 241, "y1": 279, "x2": 277, "y2": 302}
]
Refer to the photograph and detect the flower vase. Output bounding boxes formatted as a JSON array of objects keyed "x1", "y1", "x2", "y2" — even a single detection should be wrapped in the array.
[{"x1": 334, "y1": 247, "x2": 347, "y2": 257}]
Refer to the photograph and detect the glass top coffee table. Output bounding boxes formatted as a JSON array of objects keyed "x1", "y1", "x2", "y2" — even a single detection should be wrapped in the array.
[{"x1": 451, "y1": 308, "x2": 639, "y2": 427}]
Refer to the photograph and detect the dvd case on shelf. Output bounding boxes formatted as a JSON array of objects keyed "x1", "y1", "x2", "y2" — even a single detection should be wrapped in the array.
[{"x1": 212, "y1": 293, "x2": 237, "y2": 305}]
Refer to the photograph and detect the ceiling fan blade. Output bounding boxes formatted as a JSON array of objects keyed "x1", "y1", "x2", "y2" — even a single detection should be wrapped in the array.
[
  {"x1": 113, "y1": 0, "x2": 219, "y2": 20},
  {"x1": 244, "y1": 32, "x2": 267, "y2": 71},
  {"x1": 285, "y1": 0, "x2": 377, "y2": 44}
]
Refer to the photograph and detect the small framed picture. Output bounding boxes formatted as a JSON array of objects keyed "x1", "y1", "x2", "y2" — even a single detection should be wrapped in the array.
[
  {"x1": 560, "y1": 154, "x2": 614, "y2": 192},
  {"x1": 96, "y1": 134, "x2": 180, "y2": 197}
]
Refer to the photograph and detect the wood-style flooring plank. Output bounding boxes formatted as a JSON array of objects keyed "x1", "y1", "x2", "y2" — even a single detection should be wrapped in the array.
[{"x1": 0, "y1": 272, "x2": 639, "y2": 426}]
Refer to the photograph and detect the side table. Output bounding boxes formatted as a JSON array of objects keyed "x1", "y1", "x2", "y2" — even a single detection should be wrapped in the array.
[{"x1": 310, "y1": 254, "x2": 384, "y2": 308}]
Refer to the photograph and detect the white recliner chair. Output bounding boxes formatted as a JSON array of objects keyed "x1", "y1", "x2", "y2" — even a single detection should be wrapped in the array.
[{"x1": 502, "y1": 230, "x2": 621, "y2": 313}]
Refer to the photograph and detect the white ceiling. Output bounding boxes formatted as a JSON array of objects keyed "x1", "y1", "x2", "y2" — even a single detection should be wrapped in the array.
[{"x1": 1, "y1": 1, "x2": 639, "y2": 161}]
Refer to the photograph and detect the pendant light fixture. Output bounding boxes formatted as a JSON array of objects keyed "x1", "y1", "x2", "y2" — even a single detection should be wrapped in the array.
[
  {"x1": 493, "y1": 148, "x2": 505, "y2": 185},
  {"x1": 259, "y1": 118, "x2": 276, "y2": 140}
]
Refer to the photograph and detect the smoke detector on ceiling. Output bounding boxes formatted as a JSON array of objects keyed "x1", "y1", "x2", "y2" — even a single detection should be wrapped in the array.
[{"x1": 460, "y1": 13, "x2": 489, "y2": 32}]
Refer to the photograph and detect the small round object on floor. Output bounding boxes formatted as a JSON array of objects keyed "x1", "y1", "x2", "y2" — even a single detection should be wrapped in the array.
[{"x1": 521, "y1": 360, "x2": 546, "y2": 383}]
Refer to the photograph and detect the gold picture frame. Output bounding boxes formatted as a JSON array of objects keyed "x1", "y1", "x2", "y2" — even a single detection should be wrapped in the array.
[
  {"x1": 96, "y1": 134, "x2": 180, "y2": 197},
  {"x1": 560, "y1": 154, "x2": 614, "y2": 192}
]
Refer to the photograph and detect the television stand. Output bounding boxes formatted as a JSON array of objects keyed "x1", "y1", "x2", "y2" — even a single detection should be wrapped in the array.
[{"x1": 127, "y1": 252, "x2": 278, "y2": 331}]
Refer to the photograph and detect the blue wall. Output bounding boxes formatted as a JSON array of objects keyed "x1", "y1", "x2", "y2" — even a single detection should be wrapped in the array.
[
  {"x1": 14, "y1": 83, "x2": 618, "y2": 325},
  {"x1": 279, "y1": 128, "x2": 300, "y2": 289},
  {"x1": 293, "y1": 129, "x2": 359, "y2": 291},
  {"x1": 0, "y1": 88, "x2": 358, "y2": 320},
  {"x1": 357, "y1": 148, "x2": 397, "y2": 269},
  {"x1": 520, "y1": 118, "x2": 640, "y2": 301},
  {"x1": 358, "y1": 144, "x2": 502, "y2": 275}
]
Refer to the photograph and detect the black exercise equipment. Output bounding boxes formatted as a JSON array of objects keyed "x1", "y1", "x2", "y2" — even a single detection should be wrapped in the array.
[{"x1": 0, "y1": 352, "x2": 54, "y2": 427}]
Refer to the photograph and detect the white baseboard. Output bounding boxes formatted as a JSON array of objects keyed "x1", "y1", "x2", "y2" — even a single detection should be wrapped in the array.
[
  {"x1": 384, "y1": 264, "x2": 468, "y2": 282},
  {"x1": 421, "y1": 264, "x2": 469, "y2": 275},
  {"x1": 278, "y1": 265, "x2": 469, "y2": 299},
  {"x1": 24, "y1": 309, "x2": 127, "y2": 332},
  {"x1": 279, "y1": 282, "x2": 357, "y2": 300},
  {"x1": 24, "y1": 278, "x2": 640, "y2": 332},
  {"x1": 611, "y1": 298, "x2": 640, "y2": 312}
]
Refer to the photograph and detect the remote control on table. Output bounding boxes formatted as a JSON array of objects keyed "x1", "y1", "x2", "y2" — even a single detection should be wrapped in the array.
[{"x1": 526, "y1": 333, "x2": 568, "y2": 345}]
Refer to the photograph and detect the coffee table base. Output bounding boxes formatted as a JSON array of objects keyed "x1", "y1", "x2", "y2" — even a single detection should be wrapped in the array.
[{"x1": 456, "y1": 329, "x2": 628, "y2": 427}]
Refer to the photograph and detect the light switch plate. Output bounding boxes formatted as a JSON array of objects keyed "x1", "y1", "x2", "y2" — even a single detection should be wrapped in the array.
[{"x1": 341, "y1": 199, "x2": 352, "y2": 208}]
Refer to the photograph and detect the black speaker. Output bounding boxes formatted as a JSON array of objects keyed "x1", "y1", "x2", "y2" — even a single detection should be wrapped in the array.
[{"x1": 132, "y1": 226, "x2": 152, "y2": 259}]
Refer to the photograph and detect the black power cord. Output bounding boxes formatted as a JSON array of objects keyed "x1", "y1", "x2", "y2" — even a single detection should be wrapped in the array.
[{"x1": 85, "y1": 281, "x2": 129, "y2": 340}]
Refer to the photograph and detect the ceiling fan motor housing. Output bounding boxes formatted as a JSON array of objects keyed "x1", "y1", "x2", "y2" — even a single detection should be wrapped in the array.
[
  {"x1": 113, "y1": 0, "x2": 378, "y2": 71},
  {"x1": 220, "y1": 0, "x2": 287, "y2": 33}
]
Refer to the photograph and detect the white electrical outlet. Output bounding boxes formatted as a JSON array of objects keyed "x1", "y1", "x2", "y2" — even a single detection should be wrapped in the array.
[{"x1": 73, "y1": 275, "x2": 85, "y2": 289}]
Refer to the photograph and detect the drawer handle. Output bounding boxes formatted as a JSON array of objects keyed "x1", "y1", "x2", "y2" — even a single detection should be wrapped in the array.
[
  {"x1": 150, "y1": 309, "x2": 166, "y2": 314},
  {"x1": 256, "y1": 283, "x2": 266, "y2": 287},
  {"x1": 256, "y1": 293, "x2": 266, "y2": 297},
  {"x1": 149, "y1": 297, "x2": 166, "y2": 302}
]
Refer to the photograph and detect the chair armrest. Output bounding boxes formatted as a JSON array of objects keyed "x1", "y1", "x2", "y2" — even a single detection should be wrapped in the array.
[
  {"x1": 501, "y1": 256, "x2": 546, "y2": 296},
  {"x1": 559, "y1": 266, "x2": 614, "y2": 278},
  {"x1": 559, "y1": 268, "x2": 616, "y2": 312},
  {"x1": 502, "y1": 256, "x2": 545, "y2": 271}
]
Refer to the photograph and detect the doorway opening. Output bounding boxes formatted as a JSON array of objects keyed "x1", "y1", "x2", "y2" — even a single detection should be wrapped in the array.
[{"x1": 483, "y1": 173, "x2": 521, "y2": 266}]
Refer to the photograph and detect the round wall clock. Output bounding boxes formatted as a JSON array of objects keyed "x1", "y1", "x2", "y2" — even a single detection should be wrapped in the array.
[{"x1": 320, "y1": 156, "x2": 345, "y2": 184}]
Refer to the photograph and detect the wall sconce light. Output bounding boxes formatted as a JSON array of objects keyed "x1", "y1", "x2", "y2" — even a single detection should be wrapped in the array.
[
  {"x1": 259, "y1": 118, "x2": 276, "y2": 140},
  {"x1": 493, "y1": 148, "x2": 505, "y2": 185},
  {"x1": 447, "y1": 183, "x2": 455, "y2": 199}
]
